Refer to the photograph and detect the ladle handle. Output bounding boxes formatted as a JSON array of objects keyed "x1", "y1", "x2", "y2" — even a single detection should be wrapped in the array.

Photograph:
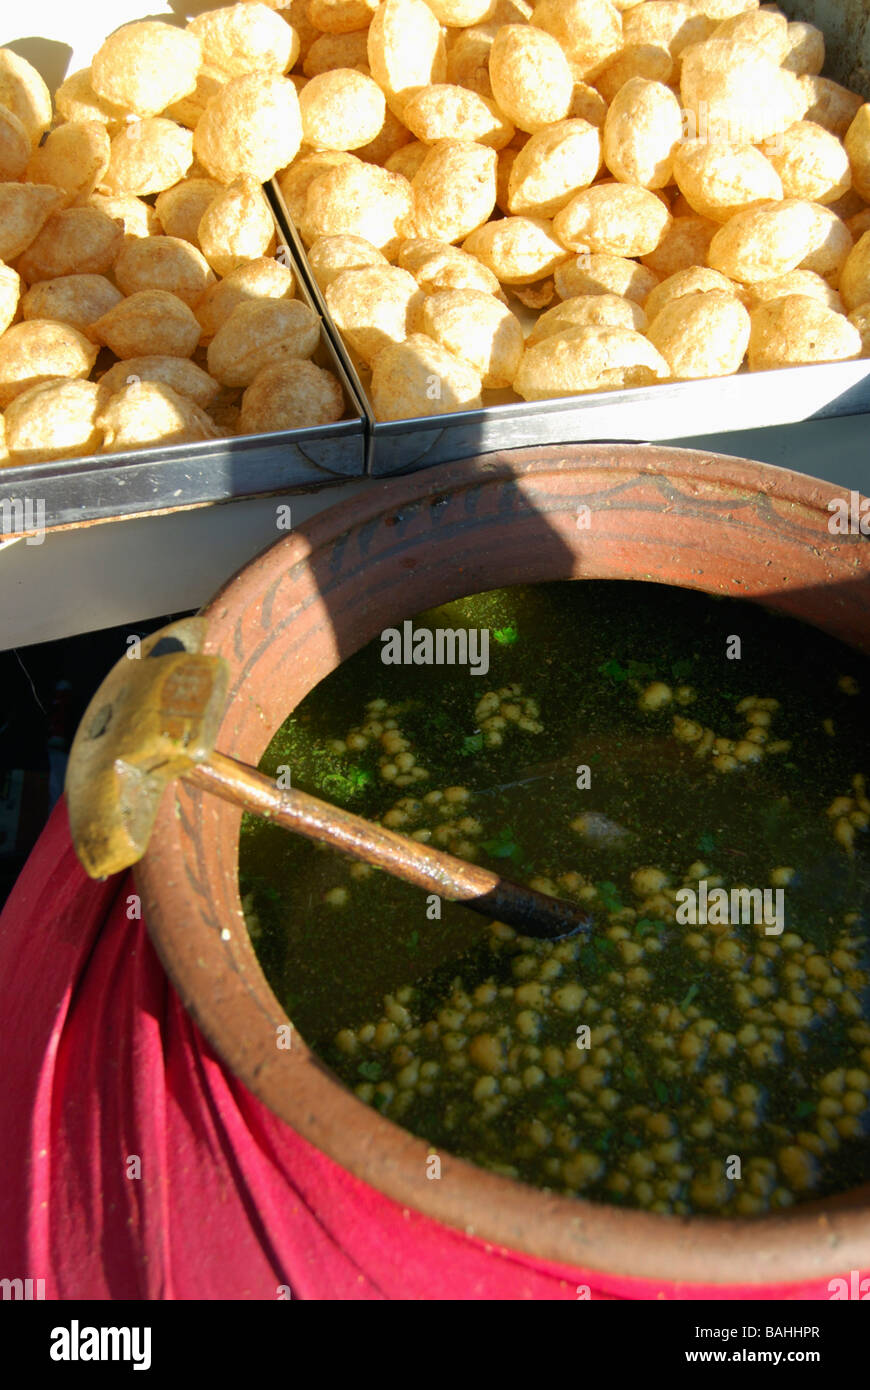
[{"x1": 190, "y1": 751, "x2": 590, "y2": 941}]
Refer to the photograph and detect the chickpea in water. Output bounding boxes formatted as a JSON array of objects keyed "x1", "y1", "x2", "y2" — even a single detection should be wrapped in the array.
[{"x1": 240, "y1": 583, "x2": 870, "y2": 1217}]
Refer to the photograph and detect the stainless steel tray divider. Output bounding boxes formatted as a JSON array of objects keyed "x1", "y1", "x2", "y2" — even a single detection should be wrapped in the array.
[{"x1": 268, "y1": 181, "x2": 378, "y2": 471}]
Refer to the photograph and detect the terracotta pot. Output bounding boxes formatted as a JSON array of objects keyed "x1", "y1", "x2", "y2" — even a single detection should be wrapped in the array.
[{"x1": 136, "y1": 443, "x2": 870, "y2": 1293}]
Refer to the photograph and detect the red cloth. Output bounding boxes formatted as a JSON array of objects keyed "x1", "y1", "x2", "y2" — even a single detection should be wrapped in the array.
[{"x1": 0, "y1": 799, "x2": 858, "y2": 1300}]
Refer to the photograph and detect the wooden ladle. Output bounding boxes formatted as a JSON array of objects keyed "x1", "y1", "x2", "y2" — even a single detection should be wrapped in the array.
[{"x1": 65, "y1": 618, "x2": 592, "y2": 941}]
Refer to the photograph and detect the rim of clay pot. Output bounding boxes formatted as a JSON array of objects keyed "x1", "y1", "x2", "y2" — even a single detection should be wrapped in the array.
[{"x1": 136, "y1": 444, "x2": 870, "y2": 1288}]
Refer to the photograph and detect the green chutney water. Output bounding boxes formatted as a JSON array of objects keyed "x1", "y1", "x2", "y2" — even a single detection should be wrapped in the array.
[{"x1": 239, "y1": 580, "x2": 870, "y2": 1216}]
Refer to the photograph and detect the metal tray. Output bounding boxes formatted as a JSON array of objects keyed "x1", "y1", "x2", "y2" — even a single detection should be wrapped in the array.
[
  {"x1": 0, "y1": 226, "x2": 367, "y2": 540},
  {"x1": 269, "y1": 0, "x2": 870, "y2": 478},
  {"x1": 356, "y1": 361, "x2": 870, "y2": 476}
]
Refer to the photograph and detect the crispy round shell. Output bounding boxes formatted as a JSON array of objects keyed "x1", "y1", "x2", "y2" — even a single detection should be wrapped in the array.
[
  {"x1": 742, "y1": 269, "x2": 843, "y2": 314},
  {"x1": 764, "y1": 121, "x2": 851, "y2": 205},
  {"x1": 798, "y1": 76, "x2": 862, "y2": 139},
  {"x1": 325, "y1": 263, "x2": 424, "y2": 365},
  {"x1": 193, "y1": 73, "x2": 302, "y2": 184},
  {"x1": 446, "y1": 25, "x2": 497, "y2": 99},
  {"x1": 277, "y1": 151, "x2": 360, "y2": 225},
  {"x1": 489, "y1": 25, "x2": 573, "y2": 133},
  {"x1": 403, "y1": 85, "x2": 514, "y2": 149},
  {"x1": 514, "y1": 324, "x2": 669, "y2": 398},
  {"x1": 531, "y1": 0, "x2": 622, "y2": 79},
  {"x1": 4, "y1": 378, "x2": 106, "y2": 462},
  {"x1": 21, "y1": 274, "x2": 123, "y2": 333},
  {"x1": 309, "y1": 0, "x2": 379, "y2": 36},
  {"x1": 0, "y1": 183, "x2": 64, "y2": 263},
  {"x1": 507, "y1": 119, "x2": 601, "y2": 218},
  {"x1": 367, "y1": 0, "x2": 447, "y2": 116},
  {"x1": 304, "y1": 160, "x2": 413, "y2": 257},
  {"x1": 240, "y1": 360, "x2": 345, "y2": 433},
  {"x1": 299, "y1": 70, "x2": 387, "y2": 152},
  {"x1": 195, "y1": 257, "x2": 296, "y2": 340},
  {"x1": 114, "y1": 236, "x2": 216, "y2": 307},
  {"x1": 0, "y1": 260, "x2": 20, "y2": 336},
  {"x1": 411, "y1": 140, "x2": 497, "y2": 244},
  {"x1": 26, "y1": 122, "x2": 111, "y2": 205},
  {"x1": 462, "y1": 215, "x2": 569, "y2": 284},
  {"x1": 845, "y1": 105, "x2": 870, "y2": 203},
  {"x1": 398, "y1": 238, "x2": 502, "y2": 295},
  {"x1": 595, "y1": 43, "x2": 673, "y2": 105},
  {"x1": 206, "y1": 298, "x2": 320, "y2": 386},
  {"x1": 622, "y1": 3, "x2": 716, "y2": 72},
  {"x1": 421, "y1": 288, "x2": 523, "y2": 386},
  {"x1": 747, "y1": 293, "x2": 862, "y2": 368},
  {"x1": 17, "y1": 207, "x2": 124, "y2": 282},
  {"x1": 304, "y1": 32, "x2": 370, "y2": 79},
  {"x1": 188, "y1": 3, "x2": 298, "y2": 77},
  {"x1": 527, "y1": 292, "x2": 647, "y2": 345},
  {"x1": 370, "y1": 332, "x2": 483, "y2": 420},
  {"x1": 0, "y1": 107, "x2": 31, "y2": 181},
  {"x1": 673, "y1": 139, "x2": 783, "y2": 223},
  {"x1": 800, "y1": 203, "x2": 853, "y2": 284},
  {"x1": 640, "y1": 213, "x2": 718, "y2": 279},
  {"x1": 89, "y1": 192, "x2": 162, "y2": 239},
  {"x1": 602, "y1": 78, "x2": 683, "y2": 190},
  {"x1": 102, "y1": 118, "x2": 194, "y2": 197},
  {"x1": 155, "y1": 178, "x2": 223, "y2": 246},
  {"x1": 781, "y1": 21, "x2": 825, "y2": 77},
  {"x1": 707, "y1": 200, "x2": 817, "y2": 283},
  {"x1": 308, "y1": 235, "x2": 387, "y2": 290},
  {"x1": 91, "y1": 21, "x2": 201, "y2": 119},
  {"x1": 680, "y1": 38, "x2": 804, "y2": 145},
  {"x1": 164, "y1": 67, "x2": 227, "y2": 132},
  {"x1": 710, "y1": 10, "x2": 789, "y2": 62},
  {"x1": 98, "y1": 355, "x2": 221, "y2": 409},
  {"x1": 840, "y1": 230, "x2": 870, "y2": 313},
  {"x1": 89, "y1": 290, "x2": 202, "y2": 359},
  {"x1": 0, "y1": 319, "x2": 98, "y2": 408},
  {"x1": 55, "y1": 68, "x2": 129, "y2": 130},
  {"x1": 355, "y1": 104, "x2": 413, "y2": 166},
  {"x1": 385, "y1": 140, "x2": 430, "y2": 182},
  {"x1": 426, "y1": 0, "x2": 495, "y2": 23},
  {"x1": 567, "y1": 77, "x2": 607, "y2": 127},
  {"x1": 644, "y1": 265, "x2": 742, "y2": 323},
  {"x1": 97, "y1": 380, "x2": 222, "y2": 451},
  {"x1": 0, "y1": 47, "x2": 53, "y2": 146},
  {"x1": 646, "y1": 289, "x2": 750, "y2": 378},
  {"x1": 847, "y1": 208, "x2": 870, "y2": 240},
  {"x1": 847, "y1": 301, "x2": 870, "y2": 355},
  {"x1": 553, "y1": 183, "x2": 672, "y2": 257},
  {"x1": 554, "y1": 252, "x2": 659, "y2": 304},
  {"x1": 197, "y1": 177, "x2": 276, "y2": 277}
]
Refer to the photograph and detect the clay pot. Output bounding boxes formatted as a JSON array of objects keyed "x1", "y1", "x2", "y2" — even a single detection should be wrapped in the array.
[{"x1": 137, "y1": 444, "x2": 870, "y2": 1293}]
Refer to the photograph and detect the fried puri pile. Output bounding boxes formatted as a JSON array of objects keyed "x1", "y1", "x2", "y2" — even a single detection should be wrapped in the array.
[
  {"x1": 275, "y1": 0, "x2": 870, "y2": 418},
  {"x1": 2, "y1": 1, "x2": 870, "y2": 456},
  {"x1": 0, "y1": 8, "x2": 349, "y2": 466}
]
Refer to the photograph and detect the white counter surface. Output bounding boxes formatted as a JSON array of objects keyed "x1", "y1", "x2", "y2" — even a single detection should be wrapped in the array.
[{"x1": 1, "y1": 411, "x2": 867, "y2": 649}]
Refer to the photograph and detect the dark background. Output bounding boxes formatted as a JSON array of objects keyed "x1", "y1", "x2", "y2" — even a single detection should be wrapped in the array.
[{"x1": 0, "y1": 613, "x2": 194, "y2": 907}]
